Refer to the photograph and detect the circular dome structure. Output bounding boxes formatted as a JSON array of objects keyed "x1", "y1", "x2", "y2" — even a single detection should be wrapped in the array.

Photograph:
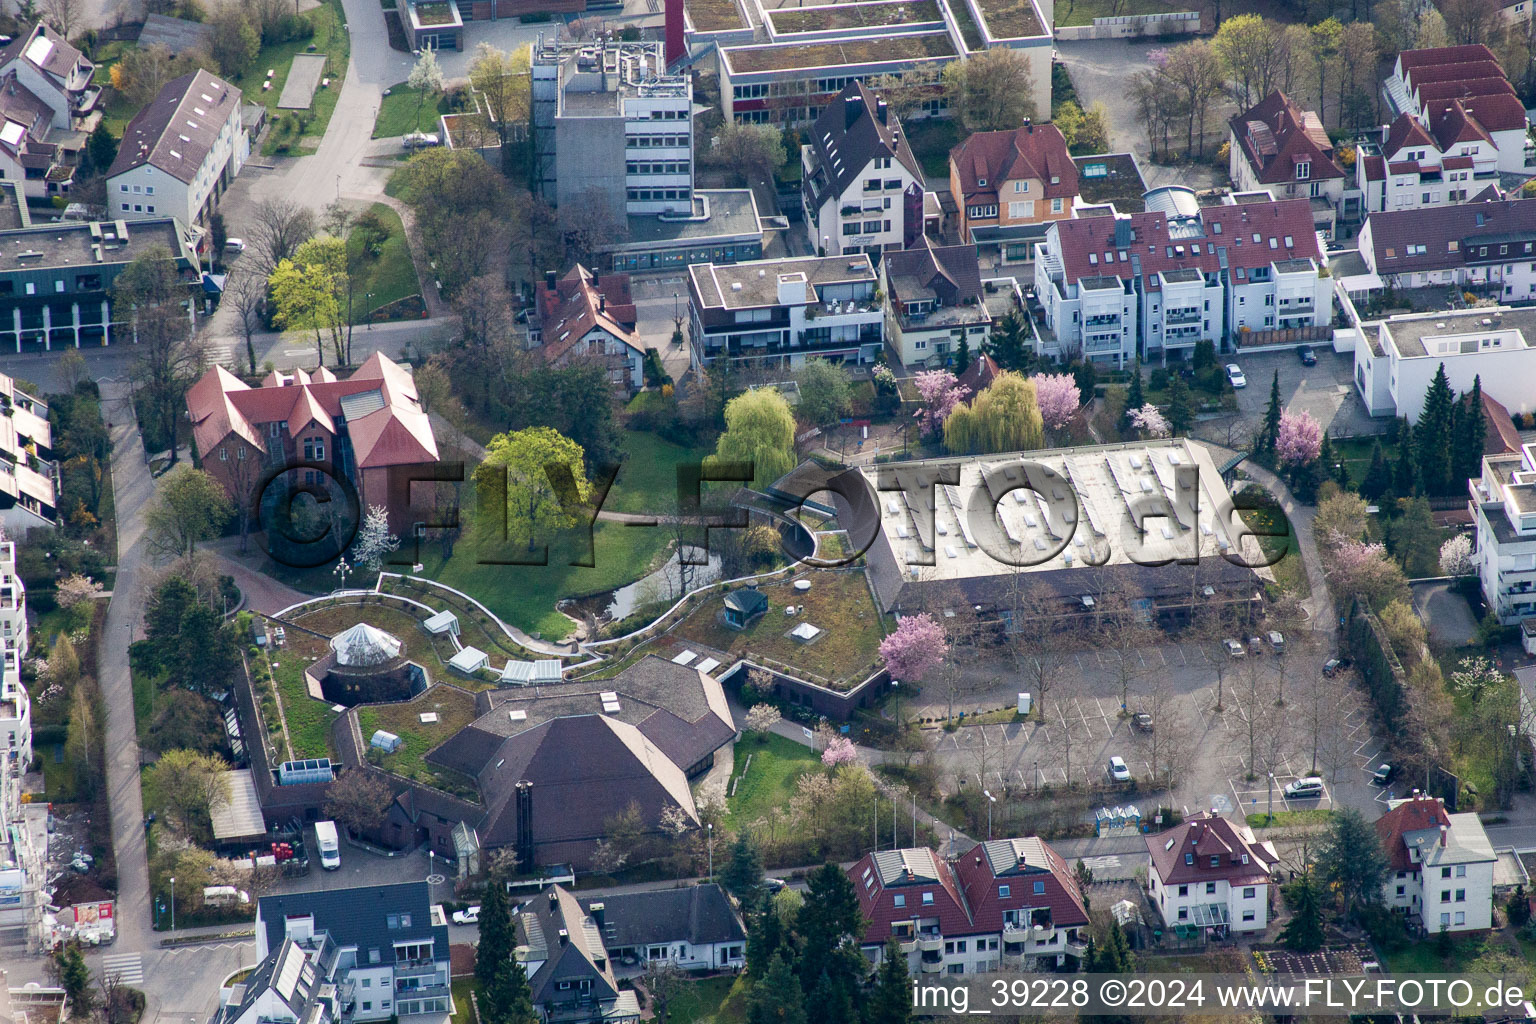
[{"x1": 329, "y1": 622, "x2": 403, "y2": 667}]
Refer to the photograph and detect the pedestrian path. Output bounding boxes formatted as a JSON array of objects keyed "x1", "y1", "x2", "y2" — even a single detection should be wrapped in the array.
[{"x1": 99, "y1": 952, "x2": 144, "y2": 985}]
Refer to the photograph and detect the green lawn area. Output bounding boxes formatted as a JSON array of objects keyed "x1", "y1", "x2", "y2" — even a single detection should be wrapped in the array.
[
  {"x1": 241, "y1": 0, "x2": 352, "y2": 156},
  {"x1": 605, "y1": 432, "x2": 712, "y2": 516},
  {"x1": 1383, "y1": 934, "x2": 1519, "y2": 976},
  {"x1": 1238, "y1": 503, "x2": 1311, "y2": 599},
  {"x1": 420, "y1": 519, "x2": 673, "y2": 641},
  {"x1": 1332, "y1": 436, "x2": 1381, "y2": 487},
  {"x1": 902, "y1": 118, "x2": 962, "y2": 179},
  {"x1": 265, "y1": 638, "x2": 340, "y2": 761},
  {"x1": 450, "y1": 980, "x2": 476, "y2": 1024},
  {"x1": 39, "y1": 742, "x2": 71, "y2": 802},
  {"x1": 350, "y1": 203, "x2": 420, "y2": 322},
  {"x1": 725, "y1": 733, "x2": 821, "y2": 829},
  {"x1": 667, "y1": 975, "x2": 749, "y2": 1024},
  {"x1": 1245, "y1": 808, "x2": 1333, "y2": 828},
  {"x1": 373, "y1": 82, "x2": 454, "y2": 138},
  {"x1": 671, "y1": 568, "x2": 891, "y2": 689},
  {"x1": 357, "y1": 685, "x2": 478, "y2": 788},
  {"x1": 294, "y1": 603, "x2": 500, "y2": 687},
  {"x1": 1054, "y1": 0, "x2": 1184, "y2": 26},
  {"x1": 131, "y1": 665, "x2": 162, "y2": 745}
]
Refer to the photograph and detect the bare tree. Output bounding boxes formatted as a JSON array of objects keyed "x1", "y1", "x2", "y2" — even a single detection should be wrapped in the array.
[
  {"x1": 1230, "y1": 654, "x2": 1284, "y2": 781},
  {"x1": 223, "y1": 269, "x2": 267, "y2": 375},
  {"x1": 1012, "y1": 583, "x2": 1078, "y2": 719},
  {"x1": 118, "y1": 246, "x2": 207, "y2": 466},
  {"x1": 1133, "y1": 675, "x2": 1196, "y2": 794},
  {"x1": 562, "y1": 188, "x2": 627, "y2": 269},
  {"x1": 1043, "y1": 673, "x2": 1087, "y2": 790},
  {"x1": 41, "y1": 0, "x2": 82, "y2": 40},
  {"x1": 247, "y1": 199, "x2": 317, "y2": 278}
]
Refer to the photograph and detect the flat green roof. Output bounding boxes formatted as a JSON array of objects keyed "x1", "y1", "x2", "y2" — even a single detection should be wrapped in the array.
[
  {"x1": 724, "y1": 31, "x2": 956, "y2": 74},
  {"x1": 768, "y1": 0, "x2": 941, "y2": 33},
  {"x1": 686, "y1": 0, "x2": 749, "y2": 32},
  {"x1": 973, "y1": 0, "x2": 1046, "y2": 38}
]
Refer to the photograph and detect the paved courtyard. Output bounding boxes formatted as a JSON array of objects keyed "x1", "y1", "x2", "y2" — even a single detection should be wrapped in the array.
[{"x1": 1220, "y1": 347, "x2": 1384, "y2": 441}]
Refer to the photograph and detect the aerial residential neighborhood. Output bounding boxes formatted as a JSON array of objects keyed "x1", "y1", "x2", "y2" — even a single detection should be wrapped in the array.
[{"x1": 3, "y1": 0, "x2": 1536, "y2": 1021}]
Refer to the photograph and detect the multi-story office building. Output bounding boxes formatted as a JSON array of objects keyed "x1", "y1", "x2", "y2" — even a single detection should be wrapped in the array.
[
  {"x1": 801, "y1": 83, "x2": 926, "y2": 259},
  {"x1": 533, "y1": 38, "x2": 692, "y2": 223},
  {"x1": 1033, "y1": 189, "x2": 1329, "y2": 366},
  {"x1": 687, "y1": 254, "x2": 884, "y2": 369},
  {"x1": 1470, "y1": 438, "x2": 1536, "y2": 625}
]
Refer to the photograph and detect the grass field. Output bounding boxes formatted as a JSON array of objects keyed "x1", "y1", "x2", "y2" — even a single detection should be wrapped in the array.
[
  {"x1": 605, "y1": 432, "x2": 713, "y2": 516},
  {"x1": 1238, "y1": 503, "x2": 1311, "y2": 598},
  {"x1": 725, "y1": 733, "x2": 821, "y2": 829},
  {"x1": 668, "y1": 976, "x2": 749, "y2": 1024},
  {"x1": 671, "y1": 569, "x2": 890, "y2": 689},
  {"x1": 450, "y1": 980, "x2": 475, "y2": 1024},
  {"x1": 373, "y1": 82, "x2": 454, "y2": 138},
  {"x1": 244, "y1": 1, "x2": 352, "y2": 156},
  {"x1": 422, "y1": 518, "x2": 673, "y2": 641},
  {"x1": 1245, "y1": 808, "x2": 1333, "y2": 828},
  {"x1": 902, "y1": 118, "x2": 963, "y2": 178},
  {"x1": 1331, "y1": 436, "x2": 1383, "y2": 486},
  {"x1": 265, "y1": 637, "x2": 340, "y2": 760},
  {"x1": 357, "y1": 686, "x2": 478, "y2": 785},
  {"x1": 350, "y1": 203, "x2": 420, "y2": 322}
]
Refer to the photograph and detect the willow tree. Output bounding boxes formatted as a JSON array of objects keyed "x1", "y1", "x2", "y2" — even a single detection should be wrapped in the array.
[{"x1": 942, "y1": 371, "x2": 1044, "y2": 455}]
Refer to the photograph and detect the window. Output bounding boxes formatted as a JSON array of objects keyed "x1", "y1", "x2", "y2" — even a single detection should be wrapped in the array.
[
  {"x1": 1205, "y1": 882, "x2": 1217, "y2": 894},
  {"x1": 146, "y1": 186, "x2": 154, "y2": 195},
  {"x1": 362, "y1": 980, "x2": 372, "y2": 989},
  {"x1": 219, "y1": 449, "x2": 228, "y2": 461},
  {"x1": 1455, "y1": 911, "x2": 1465, "y2": 926},
  {"x1": 1397, "y1": 886, "x2": 1406, "y2": 896},
  {"x1": 1052, "y1": 197, "x2": 1064, "y2": 213},
  {"x1": 1440, "y1": 913, "x2": 1451, "y2": 927},
  {"x1": 1014, "y1": 180, "x2": 1028, "y2": 193},
  {"x1": 1033, "y1": 881, "x2": 1045, "y2": 895},
  {"x1": 998, "y1": 885, "x2": 1010, "y2": 898},
  {"x1": 922, "y1": 892, "x2": 934, "y2": 905},
  {"x1": 1455, "y1": 865, "x2": 1466, "y2": 878},
  {"x1": 957, "y1": 941, "x2": 967, "y2": 953},
  {"x1": 1441, "y1": 868, "x2": 1452, "y2": 879},
  {"x1": 947, "y1": 964, "x2": 964, "y2": 975},
  {"x1": 1177, "y1": 885, "x2": 1189, "y2": 896},
  {"x1": 1177, "y1": 909, "x2": 1188, "y2": 920},
  {"x1": 945, "y1": 941, "x2": 955, "y2": 954},
  {"x1": 1008, "y1": 200, "x2": 1034, "y2": 219},
  {"x1": 1455, "y1": 889, "x2": 1466, "y2": 902},
  {"x1": 1242, "y1": 887, "x2": 1255, "y2": 899},
  {"x1": 1296, "y1": 162, "x2": 1310, "y2": 179},
  {"x1": 893, "y1": 895, "x2": 905, "y2": 907},
  {"x1": 362, "y1": 1004, "x2": 371, "y2": 1013},
  {"x1": 1210, "y1": 856, "x2": 1219, "y2": 868},
  {"x1": 1242, "y1": 911, "x2": 1255, "y2": 922},
  {"x1": 1441, "y1": 891, "x2": 1451, "y2": 902}
]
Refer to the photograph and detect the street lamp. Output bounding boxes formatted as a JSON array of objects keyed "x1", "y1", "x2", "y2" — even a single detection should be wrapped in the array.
[
  {"x1": 1265, "y1": 773, "x2": 1276, "y2": 823},
  {"x1": 983, "y1": 789, "x2": 996, "y2": 840},
  {"x1": 170, "y1": 876, "x2": 176, "y2": 933},
  {"x1": 366, "y1": 292, "x2": 374, "y2": 331},
  {"x1": 706, "y1": 823, "x2": 713, "y2": 882}
]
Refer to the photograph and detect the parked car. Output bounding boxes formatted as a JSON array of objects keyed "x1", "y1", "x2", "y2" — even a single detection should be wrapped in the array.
[
  {"x1": 1322, "y1": 657, "x2": 1348, "y2": 677},
  {"x1": 1131, "y1": 711, "x2": 1154, "y2": 732},
  {"x1": 1297, "y1": 345, "x2": 1317, "y2": 366},
  {"x1": 1247, "y1": 635, "x2": 1264, "y2": 653},
  {"x1": 1371, "y1": 763, "x2": 1398, "y2": 787},
  {"x1": 1226, "y1": 363, "x2": 1247, "y2": 388},
  {"x1": 1224, "y1": 638, "x2": 1245, "y2": 657},
  {"x1": 762, "y1": 877, "x2": 787, "y2": 892},
  {"x1": 1107, "y1": 756, "x2": 1131, "y2": 782},
  {"x1": 1266, "y1": 630, "x2": 1285, "y2": 654},
  {"x1": 224, "y1": 238, "x2": 245, "y2": 254},
  {"x1": 1283, "y1": 777, "x2": 1325, "y2": 799},
  {"x1": 402, "y1": 132, "x2": 439, "y2": 149},
  {"x1": 452, "y1": 905, "x2": 481, "y2": 925}
]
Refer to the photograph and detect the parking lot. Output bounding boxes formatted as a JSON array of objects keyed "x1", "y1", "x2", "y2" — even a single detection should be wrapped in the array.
[
  {"x1": 916, "y1": 631, "x2": 1392, "y2": 821},
  {"x1": 1217, "y1": 347, "x2": 1385, "y2": 442}
]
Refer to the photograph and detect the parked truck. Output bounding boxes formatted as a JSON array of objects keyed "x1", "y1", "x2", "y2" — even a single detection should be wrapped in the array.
[{"x1": 315, "y1": 821, "x2": 341, "y2": 870}]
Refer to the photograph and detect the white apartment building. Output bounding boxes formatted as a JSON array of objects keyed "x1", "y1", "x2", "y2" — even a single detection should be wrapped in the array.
[
  {"x1": 533, "y1": 39, "x2": 692, "y2": 222},
  {"x1": 1376, "y1": 793, "x2": 1497, "y2": 934},
  {"x1": 1352, "y1": 306, "x2": 1536, "y2": 421},
  {"x1": 1356, "y1": 111, "x2": 1501, "y2": 215},
  {"x1": 0, "y1": 541, "x2": 27, "y2": 666},
  {"x1": 1357, "y1": 197, "x2": 1536, "y2": 302},
  {"x1": 105, "y1": 69, "x2": 246, "y2": 230},
  {"x1": 1470, "y1": 439, "x2": 1536, "y2": 625},
  {"x1": 0, "y1": 373, "x2": 57, "y2": 531},
  {"x1": 801, "y1": 82, "x2": 926, "y2": 258},
  {"x1": 0, "y1": 541, "x2": 29, "y2": 773},
  {"x1": 1145, "y1": 812, "x2": 1278, "y2": 936},
  {"x1": 687, "y1": 253, "x2": 884, "y2": 369},
  {"x1": 1033, "y1": 189, "x2": 1330, "y2": 366},
  {"x1": 0, "y1": 752, "x2": 44, "y2": 950},
  {"x1": 1383, "y1": 45, "x2": 1533, "y2": 176}
]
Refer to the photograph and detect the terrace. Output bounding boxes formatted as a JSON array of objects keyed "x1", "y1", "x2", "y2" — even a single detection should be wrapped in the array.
[
  {"x1": 970, "y1": 0, "x2": 1046, "y2": 39},
  {"x1": 768, "y1": 0, "x2": 942, "y2": 33},
  {"x1": 686, "y1": 0, "x2": 751, "y2": 32},
  {"x1": 722, "y1": 32, "x2": 956, "y2": 74}
]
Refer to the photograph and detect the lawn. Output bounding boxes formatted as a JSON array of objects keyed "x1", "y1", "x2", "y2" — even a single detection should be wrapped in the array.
[
  {"x1": 902, "y1": 118, "x2": 963, "y2": 179},
  {"x1": 604, "y1": 432, "x2": 713, "y2": 516},
  {"x1": 356, "y1": 685, "x2": 478, "y2": 788},
  {"x1": 264, "y1": 633, "x2": 341, "y2": 761},
  {"x1": 671, "y1": 568, "x2": 890, "y2": 689},
  {"x1": 725, "y1": 733, "x2": 821, "y2": 829},
  {"x1": 1237, "y1": 503, "x2": 1311, "y2": 599},
  {"x1": 421, "y1": 519, "x2": 673, "y2": 641},
  {"x1": 241, "y1": 0, "x2": 352, "y2": 156},
  {"x1": 1245, "y1": 808, "x2": 1333, "y2": 828},
  {"x1": 350, "y1": 203, "x2": 420, "y2": 322},
  {"x1": 667, "y1": 975, "x2": 749, "y2": 1024},
  {"x1": 1331, "y1": 436, "x2": 1382, "y2": 488},
  {"x1": 373, "y1": 82, "x2": 455, "y2": 138},
  {"x1": 294, "y1": 603, "x2": 500, "y2": 687},
  {"x1": 131, "y1": 665, "x2": 163, "y2": 745},
  {"x1": 1054, "y1": 0, "x2": 1184, "y2": 26},
  {"x1": 450, "y1": 980, "x2": 476, "y2": 1024}
]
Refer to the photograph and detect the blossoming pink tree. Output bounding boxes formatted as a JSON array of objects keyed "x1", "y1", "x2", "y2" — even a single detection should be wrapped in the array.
[
  {"x1": 1276, "y1": 409, "x2": 1323, "y2": 468},
  {"x1": 913, "y1": 370, "x2": 965, "y2": 438},
  {"x1": 1031, "y1": 373, "x2": 1080, "y2": 431},
  {"x1": 878, "y1": 612, "x2": 948, "y2": 683},
  {"x1": 822, "y1": 735, "x2": 857, "y2": 767},
  {"x1": 1128, "y1": 403, "x2": 1169, "y2": 438}
]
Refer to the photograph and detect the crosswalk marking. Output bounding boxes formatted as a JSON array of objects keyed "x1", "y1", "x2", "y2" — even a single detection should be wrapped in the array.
[{"x1": 99, "y1": 952, "x2": 143, "y2": 985}]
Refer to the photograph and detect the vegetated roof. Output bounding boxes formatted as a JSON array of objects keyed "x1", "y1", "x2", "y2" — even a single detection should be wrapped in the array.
[
  {"x1": 722, "y1": 32, "x2": 955, "y2": 75},
  {"x1": 768, "y1": 0, "x2": 941, "y2": 33},
  {"x1": 950, "y1": 122, "x2": 1077, "y2": 202},
  {"x1": 972, "y1": 0, "x2": 1046, "y2": 39},
  {"x1": 106, "y1": 68, "x2": 240, "y2": 184},
  {"x1": 684, "y1": 0, "x2": 748, "y2": 32},
  {"x1": 1228, "y1": 91, "x2": 1344, "y2": 185}
]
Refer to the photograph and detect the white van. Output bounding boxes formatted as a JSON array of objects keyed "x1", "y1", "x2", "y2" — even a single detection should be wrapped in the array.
[{"x1": 315, "y1": 820, "x2": 341, "y2": 870}]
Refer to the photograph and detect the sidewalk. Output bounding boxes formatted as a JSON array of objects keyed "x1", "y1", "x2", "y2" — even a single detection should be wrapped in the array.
[{"x1": 1235, "y1": 462, "x2": 1336, "y2": 632}]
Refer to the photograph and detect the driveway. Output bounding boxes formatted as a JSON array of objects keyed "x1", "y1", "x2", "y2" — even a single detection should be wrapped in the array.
[
  {"x1": 1053, "y1": 39, "x2": 1224, "y2": 192},
  {"x1": 1218, "y1": 347, "x2": 1383, "y2": 441},
  {"x1": 1411, "y1": 581, "x2": 1479, "y2": 647}
]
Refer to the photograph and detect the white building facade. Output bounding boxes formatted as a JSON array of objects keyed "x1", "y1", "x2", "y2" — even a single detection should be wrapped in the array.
[
  {"x1": 1352, "y1": 307, "x2": 1536, "y2": 421},
  {"x1": 802, "y1": 83, "x2": 925, "y2": 259},
  {"x1": 1144, "y1": 812, "x2": 1278, "y2": 936},
  {"x1": 1471, "y1": 441, "x2": 1536, "y2": 625},
  {"x1": 1377, "y1": 793, "x2": 1497, "y2": 934}
]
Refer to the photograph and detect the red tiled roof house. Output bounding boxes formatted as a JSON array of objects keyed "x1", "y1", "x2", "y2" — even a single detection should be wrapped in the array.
[
  {"x1": 1145, "y1": 812, "x2": 1278, "y2": 936},
  {"x1": 949, "y1": 122, "x2": 1078, "y2": 246},
  {"x1": 1376, "y1": 792, "x2": 1496, "y2": 934},
  {"x1": 185, "y1": 353, "x2": 440, "y2": 535},
  {"x1": 533, "y1": 264, "x2": 646, "y2": 394},
  {"x1": 1227, "y1": 91, "x2": 1349, "y2": 235},
  {"x1": 953, "y1": 837, "x2": 1089, "y2": 970}
]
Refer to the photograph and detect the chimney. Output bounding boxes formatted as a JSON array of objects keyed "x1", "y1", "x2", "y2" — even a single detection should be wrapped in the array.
[
  {"x1": 599, "y1": 294, "x2": 606, "y2": 313},
  {"x1": 877, "y1": 98, "x2": 888, "y2": 125},
  {"x1": 1440, "y1": 825, "x2": 1448, "y2": 847},
  {"x1": 590, "y1": 902, "x2": 605, "y2": 928},
  {"x1": 545, "y1": 270, "x2": 557, "y2": 291},
  {"x1": 558, "y1": 928, "x2": 569, "y2": 945},
  {"x1": 845, "y1": 94, "x2": 861, "y2": 131}
]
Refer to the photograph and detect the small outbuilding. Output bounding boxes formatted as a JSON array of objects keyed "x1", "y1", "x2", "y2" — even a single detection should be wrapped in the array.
[
  {"x1": 448, "y1": 646, "x2": 489, "y2": 675},
  {"x1": 723, "y1": 587, "x2": 768, "y2": 630},
  {"x1": 371, "y1": 730, "x2": 403, "y2": 753}
]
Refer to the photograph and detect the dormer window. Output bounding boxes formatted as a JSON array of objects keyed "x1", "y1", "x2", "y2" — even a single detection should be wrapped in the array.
[
  {"x1": 1015, "y1": 180, "x2": 1027, "y2": 193},
  {"x1": 977, "y1": 177, "x2": 987, "y2": 186},
  {"x1": 1184, "y1": 853, "x2": 1193, "y2": 865},
  {"x1": 1210, "y1": 856, "x2": 1219, "y2": 867},
  {"x1": 1296, "y1": 162, "x2": 1310, "y2": 179}
]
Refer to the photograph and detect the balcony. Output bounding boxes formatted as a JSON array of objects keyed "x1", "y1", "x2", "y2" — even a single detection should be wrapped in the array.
[
  {"x1": 917, "y1": 936, "x2": 943, "y2": 953},
  {"x1": 1065, "y1": 940, "x2": 1088, "y2": 958},
  {"x1": 919, "y1": 959, "x2": 943, "y2": 974},
  {"x1": 1166, "y1": 310, "x2": 1200, "y2": 325},
  {"x1": 1084, "y1": 314, "x2": 1120, "y2": 327},
  {"x1": 897, "y1": 939, "x2": 917, "y2": 955}
]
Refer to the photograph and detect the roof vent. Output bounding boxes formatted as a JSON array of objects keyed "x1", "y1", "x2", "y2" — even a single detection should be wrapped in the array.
[{"x1": 730, "y1": 281, "x2": 741, "y2": 291}]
